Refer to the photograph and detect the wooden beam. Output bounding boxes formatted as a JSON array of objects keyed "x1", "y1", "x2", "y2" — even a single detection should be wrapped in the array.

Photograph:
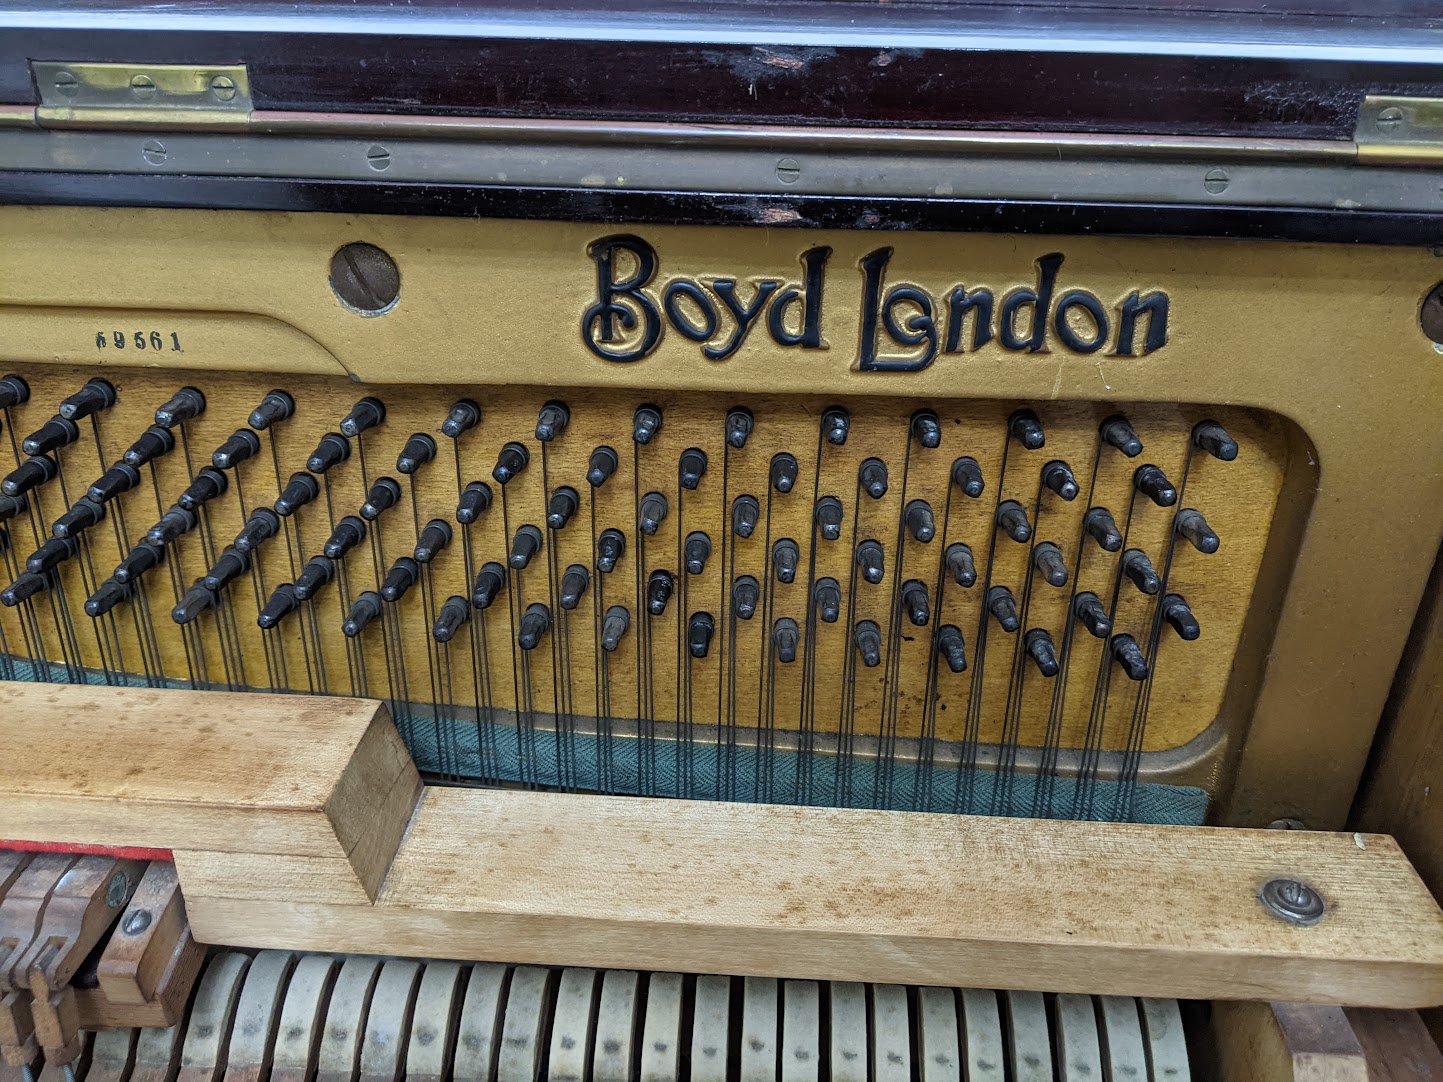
[
  {"x1": 0, "y1": 682, "x2": 421, "y2": 902},
  {"x1": 184, "y1": 787, "x2": 1443, "y2": 1009}
]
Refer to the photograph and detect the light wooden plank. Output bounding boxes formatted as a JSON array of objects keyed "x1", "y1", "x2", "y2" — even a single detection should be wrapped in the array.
[
  {"x1": 1213, "y1": 1001, "x2": 1368, "y2": 1082},
  {"x1": 0, "y1": 682, "x2": 420, "y2": 900},
  {"x1": 181, "y1": 787, "x2": 1443, "y2": 1009}
]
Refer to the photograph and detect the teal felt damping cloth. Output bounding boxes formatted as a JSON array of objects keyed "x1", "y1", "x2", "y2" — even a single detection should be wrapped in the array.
[{"x1": 0, "y1": 660, "x2": 1207, "y2": 825}]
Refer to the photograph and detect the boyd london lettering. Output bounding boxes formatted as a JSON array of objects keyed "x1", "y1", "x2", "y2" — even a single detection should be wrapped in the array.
[{"x1": 580, "y1": 235, "x2": 1170, "y2": 369}]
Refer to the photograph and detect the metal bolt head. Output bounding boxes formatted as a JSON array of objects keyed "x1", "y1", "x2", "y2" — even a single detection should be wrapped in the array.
[
  {"x1": 209, "y1": 75, "x2": 237, "y2": 101},
  {"x1": 366, "y1": 144, "x2": 391, "y2": 172},
  {"x1": 52, "y1": 71, "x2": 79, "y2": 97},
  {"x1": 1259, "y1": 877, "x2": 1325, "y2": 925},
  {"x1": 1266, "y1": 818, "x2": 1307, "y2": 830},
  {"x1": 1203, "y1": 168, "x2": 1230, "y2": 195},
  {"x1": 105, "y1": 871, "x2": 130, "y2": 908},
  {"x1": 330, "y1": 241, "x2": 401, "y2": 315},
  {"x1": 141, "y1": 139, "x2": 167, "y2": 166},
  {"x1": 129, "y1": 73, "x2": 157, "y2": 98},
  {"x1": 1421, "y1": 282, "x2": 1443, "y2": 344},
  {"x1": 776, "y1": 158, "x2": 802, "y2": 184},
  {"x1": 1377, "y1": 106, "x2": 1405, "y2": 132},
  {"x1": 123, "y1": 908, "x2": 153, "y2": 935}
]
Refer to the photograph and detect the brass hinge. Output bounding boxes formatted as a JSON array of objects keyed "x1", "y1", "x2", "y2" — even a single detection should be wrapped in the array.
[
  {"x1": 1355, "y1": 95, "x2": 1443, "y2": 164},
  {"x1": 31, "y1": 62, "x2": 251, "y2": 130}
]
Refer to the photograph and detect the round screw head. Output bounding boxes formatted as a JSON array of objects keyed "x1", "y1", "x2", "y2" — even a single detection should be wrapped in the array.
[
  {"x1": 106, "y1": 871, "x2": 130, "y2": 908},
  {"x1": 129, "y1": 73, "x2": 157, "y2": 97},
  {"x1": 1377, "y1": 105, "x2": 1405, "y2": 131},
  {"x1": 53, "y1": 70, "x2": 79, "y2": 96},
  {"x1": 330, "y1": 241, "x2": 400, "y2": 314},
  {"x1": 141, "y1": 139, "x2": 167, "y2": 166},
  {"x1": 1258, "y1": 877, "x2": 1325, "y2": 925},
  {"x1": 366, "y1": 144, "x2": 391, "y2": 171},
  {"x1": 1203, "y1": 168, "x2": 1229, "y2": 195},
  {"x1": 1421, "y1": 282, "x2": 1443, "y2": 344},
  {"x1": 776, "y1": 157, "x2": 801, "y2": 184},
  {"x1": 123, "y1": 908, "x2": 153, "y2": 935},
  {"x1": 210, "y1": 75, "x2": 237, "y2": 101}
]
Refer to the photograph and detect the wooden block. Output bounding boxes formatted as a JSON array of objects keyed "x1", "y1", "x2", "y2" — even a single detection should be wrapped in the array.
[
  {"x1": 78, "y1": 927, "x2": 207, "y2": 1030},
  {"x1": 22, "y1": 856, "x2": 145, "y2": 997},
  {"x1": 183, "y1": 787, "x2": 1443, "y2": 1009},
  {"x1": 98, "y1": 862, "x2": 186, "y2": 1005},
  {"x1": 170, "y1": 853, "x2": 374, "y2": 907},
  {"x1": 1212, "y1": 1001, "x2": 1367, "y2": 1081},
  {"x1": 1343, "y1": 1007, "x2": 1443, "y2": 1080},
  {"x1": 0, "y1": 682, "x2": 421, "y2": 901}
]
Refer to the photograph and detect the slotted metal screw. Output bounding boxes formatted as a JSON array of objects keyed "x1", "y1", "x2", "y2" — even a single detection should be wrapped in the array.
[
  {"x1": 1377, "y1": 106, "x2": 1405, "y2": 132},
  {"x1": 123, "y1": 909, "x2": 152, "y2": 935},
  {"x1": 776, "y1": 158, "x2": 801, "y2": 184},
  {"x1": 106, "y1": 871, "x2": 130, "y2": 908},
  {"x1": 1203, "y1": 168, "x2": 1230, "y2": 195},
  {"x1": 1259, "y1": 877, "x2": 1325, "y2": 925},
  {"x1": 210, "y1": 75, "x2": 237, "y2": 101},
  {"x1": 367, "y1": 145, "x2": 391, "y2": 172},
  {"x1": 141, "y1": 139, "x2": 167, "y2": 166},
  {"x1": 130, "y1": 73, "x2": 157, "y2": 98},
  {"x1": 52, "y1": 71, "x2": 79, "y2": 97}
]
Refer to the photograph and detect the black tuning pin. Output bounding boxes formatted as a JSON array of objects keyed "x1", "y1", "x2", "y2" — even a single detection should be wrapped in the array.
[
  {"x1": 1174, "y1": 508, "x2": 1220, "y2": 554},
  {"x1": 679, "y1": 448, "x2": 708, "y2": 490},
  {"x1": 178, "y1": 467, "x2": 229, "y2": 513},
  {"x1": 910, "y1": 409, "x2": 942, "y2": 448},
  {"x1": 52, "y1": 497, "x2": 105, "y2": 540},
  {"x1": 770, "y1": 453, "x2": 799, "y2": 494},
  {"x1": 518, "y1": 603, "x2": 552, "y2": 650},
  {"x1": 212, "y1": 429, "x2": 261, "y2": 470},
  {"x1": 123, "y1": 425, "x2": 176, "y2": 469},
  {"x1": 323, "y1": 516, "x2": 367, "y2": 559},
  {"x1": 396, "y1": 433, "x2": 437, "y2": 475},
  {"x1": 732, "y1": 575, "x2": 760, "y2": 620},
  {"x1": 433, "y1": 595, "x2": 473, "y2": 643},
  {"x1": 1134, "y1": 465, "x2": 1177, "y2": 507},
  {"x1": 688, "y1": 612, "x2": 716, "y2": 658},
  {"x1": 294, "y1": 556, "x2": 336, "y2": 601},
  {"x1": 248, "y1": 389, "x2": 295, "y2": 431},
  {"x1": 773, "y1": 617, "x2": 800, "y2": 663},
  {"x1": 1161, "y1": 593, "x2": 1201, "y2": 640},
  {"x1": 154, "y1": 387, "x2": 206, "y2": 429},
  {"x1": 441, "y1": 399, "x2": 481, "y2": 439},
  {"x1": 492, "y1": 442, "x2": 529, "y2": 485},
  {"x1": 339, "y1": 396, "x2": 386, "y2": 438},
  {"x1": 114, "y1": 541, "x2": 165, "y2": 585},
  {"x1": 1032, "y1": 542, "x2": 1068, "y2": 587},
  {"x1": 22, "y1": 417, "x2": 79, "y2": 457},
  {"x1": 546, "y1": 487, "x2": 579, "y2": 531},
  {"x1": 509, "y1": 524, "x2": 543, "y2": 570},
  {"x1": 233, "y1": 508, "x2": 281, "y2": 554},
  {"x1": 1083, "y1": 506, "x2": 1123, "y2": 552},
  {"x1": 813, "y1": 577, "x2": 841, "y2": 623},
  {"x1": 258, "y1": 583, "x2": 301, "y2": 630},
  {"x1": 996, "y1": 500, "x2": 1031, "y2": 543},
  {"x1": 904, "y1": 500, "x2": 935, "y2": 543},
  {"x1": 471, "y1": 563, "x2": 507, "y2": 609},
  {"x1": 639, "y1": 491, "x2": 669, "y2": 536},
  {"x1": 3, "y1": 455, "x2": 58, "y2": 498},
  {"x1": 172, "y1": 580, "x2": 216, "y2": 625},
  {"x1": 414, "y1": 519, "x2": 452, "y2": 564},
  {"x1": 1193, "y1": 420, "x2": 1238, "y2": 462},
  {"x1": 26, "y1": 537, "x2": 76, "y2": 575},
  {"x1": 380, "y1": 556, "x2": 420, "y2": 602},
  {"x1": 457, "y1": 481, "x2": 493, "y2": 524},
  {"x1": 1009, "y1": 409, "x2": 1045, "y2": 450},
  {"x1": 858, "y1": 458, "x2": 888, "y2": 500},
  {"x1": 560, "y1": 564, "x2": 590, "y2": 610},
  {"x1": 1041, "y1": 460, "x2": 1079, "y2": 501},
  {"x1": 1100, "y1": 415, "x2": 1143, "y2": 457},
  {"x1": 343, "y1": 592, "x2": 384, "y2": 638},
  {"x1": 601, "y1": 605, "x2": 631, "y2": 651},
  {"x1": 854, "y1": 620, "x2": 882, "y2": 667},
  {"x1": 1025, "y1": 628, "x2": 1060, "y2": 677},
  {"x1": 855, "y1": 539, "x2": 885, "y2": 585},
  {"x1": 951, "y1": 457, "x2": 985, "y2": 498},
  {"x1": 987, "y1": 585, "x2": 1020, "y2": 633},
  {"x1": 202, "y1": 548, "x2": 251, "y2": 593},
  {"x1": 1111, "y1": 634, "x2": 1150, "y2": 680},
  {"x1": 632, "y1": 404, "x2": 663, "y2": 444},
  {"x1": 821, "y1": 406, "x2": 850, "y2": 446},
  {"x1": 147, "y1": 505, "x2": 197, "y2": 546},
  {"x1": 596, "y1": 528, "x2": 626, "y2": 573},
  {"x1": 88, "y1": 463, "x2": 140, "y2": 504},
  {"x1": 1073, "y1": 592, "x2": 1112, "y2": 638},
  {"x1": 646, "y1": 569, "x2": 674, "y2": 616},
  {"x1": 84, "y1": 577, "x2": 132, "y2": 618},
  {"x1": 773, "y1": 538, "x2": 799, "y2": 584},
  {"x1": 0, "y1": 375, "x2": 29, "y2": 410},
  {"x1": 307, "y1": 432, "x2": 351, "y2": 474},
  {"x1": 535, "y1": 401, "x2": 571, "y2": 443},
  {"x1": 901, "y1": 579, "x2": 931, "y2": 626},
  {"x1": 58, "y1": 378, "x2": 116, "y2": 421},
  {"x1": 274, "y1": 472, "x2": 320, "y2": 517},
  {"x1": 945, "y1": 542, "x2": 977, "y2": 588},
  {"x1": 732, "y1": 495, "x2": 760, "y2": 539},
  {"x1": 1, "y1": 572, "x2": 48, "y2": 607},
  {"x1": 1121, "y1": 548, "x2": 1161, "y2": 595},
  {"x1": 0, "y1": 493, "x2": 25, "y2": 523},
  {"x1": 725, "y1": 407, "x2": 754, "y2": 449},
  {"x1": 361, "y1": 477, "x2": 402, "y2": 521},
  {"x1": 587, "y1": 447, "x2": 619, "y2": 488},
  {"x1": 938, "y1": 625, "x2": 968, "y2": 673},
  {"x1": 815, "y1": 496, "x2": 844, "y2": 541},
  {"x1": 684, "y1": 532, "x2": 712, "y2": 575}
]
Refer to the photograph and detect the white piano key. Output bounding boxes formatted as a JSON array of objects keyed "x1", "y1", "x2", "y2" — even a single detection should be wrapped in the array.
[
  {"x1": 958, "y1": 989, "x2": 1005, "y2": 1082},
  {"x1": 272, "y1": 955, "x2": 339, "y2": 1082},
  {"x1": 1139, "y1": 999, "x2": 1191, "y2": 1082},
  {"x1": 915, "y1": 987, "x2": 959, "y2": 1082},
  {"x1": 317, "y1": 958, "x2": 383, "y2": 1082},
  {"x1": 359, "y1": 960, "x2": 423, "y2": 1082},
  {"x1": 453, "y1": 964, "x2": 509, "y2": 1082},
  {"x1": 180, "y1": 952, "x2": 252, "y2": 1082},
  {"x1": 591, "y1": 970, "x2": 640, "y2": 1082},
  {"x1": 225, "y1": 950, "x2": 297, "y2": 1081},
  {"x1": 1097, "y1": 996, "x2": 1148, "y2": 1082},
  {"x1": 780, "y1": 981, "x2": 819, "y2": 1082},
  {"x1": 406, "y1": 962, "x2": 467, "y2": 1082},
  {"x1": 497, "y1": 968, "x2": 553, "y2": 1082},
  {"x1": 1053, "y1": 994, "x2": 1103, "y2": 1082},
  {"x1": 739, "y1": 977, "x2": 778, "y2": 1082},
  {"x1": 638, "y1": 973, "x2": 683, "y2": 1082},
  {"x1": 86, "y1": 1028, "x2": 136, "y2": 1082},
  {"x1": 1001, "y1": 991, "x2": 1052, "y2": 1082},
  {"x1": 547, "y1": 969, "x2": 600, "y2": 1082},
  {"x1": 827, "y1": 983, "x2": 868, "y2": 1082},
  {"x1": 869, "y1": 984, "x2": 909, "y2": 1082},
  {"x1": 689, "y1": 975, "x2": 731, "y2": 1082}
]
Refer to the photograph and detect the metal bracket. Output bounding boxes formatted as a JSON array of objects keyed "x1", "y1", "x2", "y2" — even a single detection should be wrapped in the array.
[
  {"x1": 32, "y1": 62, "x2": 251, "y2": 130},
  {"x1": 1355, "y1": 94, "x2": 1443, "y2": 163}
]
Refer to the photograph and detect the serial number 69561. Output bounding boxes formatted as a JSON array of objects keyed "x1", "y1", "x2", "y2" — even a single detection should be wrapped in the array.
[{"x1": 94, "y1": 330, "x2": 183, "y2": 352}]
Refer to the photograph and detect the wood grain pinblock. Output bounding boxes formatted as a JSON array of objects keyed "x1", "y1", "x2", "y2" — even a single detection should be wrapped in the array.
[
  {"x1": 0, "y1": 682, "x2": 421, "y2": 901},
  {"x1": 184, "y1": 787, "x2": 1443, "y2": 1009}
]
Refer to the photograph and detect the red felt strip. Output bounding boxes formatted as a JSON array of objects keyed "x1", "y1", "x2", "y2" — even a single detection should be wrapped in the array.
[{"x1": 0, "y1": 840, "x2": 173, "y2": 861}]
